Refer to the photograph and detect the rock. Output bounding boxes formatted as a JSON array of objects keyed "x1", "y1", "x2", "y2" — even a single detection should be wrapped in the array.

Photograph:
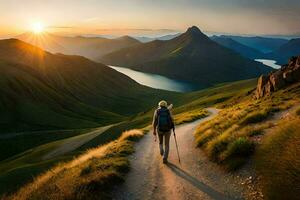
[
  {"x1": 256, "y1": 75, "x2": 268, "y2": 98},
  {"x1": 292, "y1": 66, "x2": 300, "y2": 81},
  {"x1": 270, "y1": 71, "x2": 285, "y2": 90},
  {"x1": 283, "y1": 70, "x2": 294, "y2": 83},
  {"x1": 255, "y1": 55, "x2": 300, "y2": 98}
]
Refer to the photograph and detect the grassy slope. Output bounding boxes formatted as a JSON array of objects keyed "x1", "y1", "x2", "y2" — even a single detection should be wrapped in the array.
[
  {"x1": 0, "y1": 39, "x2": 180, "y2": 133},
  {"x1": 7, "y1": 130, "x2": 145, "y2": 200},
  {"x1": 194, "y1": 82, "x2": 299, "y2": 170},
  {"x1": 255, "y1": 115, "x2": 300, "y2": 200},
  {"x1": 194, "y1": 81, "x2": 300, "y2": 198},
  {"x1": 101, "y1": 27, "x2": 272, "y2": 88},
  {"x1": 0, "y1": 79, "x2": 257, "y2": 196},
  {"x1": 267, "y1": 38, "x2": 300, "y2": 64}
]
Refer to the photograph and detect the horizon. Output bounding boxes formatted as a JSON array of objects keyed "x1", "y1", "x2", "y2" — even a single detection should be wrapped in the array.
[
  {"x1": 1, "y1": 27, "x2": 299, "y2": 41},
  {"x1": 0, "y1": 0, "x2": 300, "y2": 39}
]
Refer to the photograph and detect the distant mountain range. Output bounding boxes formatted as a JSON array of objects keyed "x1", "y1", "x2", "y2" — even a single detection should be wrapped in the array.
[
  {"x1": 210, "y1": 36, "x2": 265, "y2": 59},
  {"x1": 210, "y1": 35, "x2": 300, "y2": 65},
  {"x1": 0, "y1": 39, "x2": 176, "y2": 132},
  {"x1": 266, "y1": 38, "x2": 300, "y2": 64},
  {"x1": 134, "y1": 33, "x2": 181, "y2": 43},
  {"x1": 16, "y1": 33, "x2": 141, "y2": 60},
  {"x1": 218, "y1": 35, "x2": 289, "y2": 53},
  {"x1": 101, "y1": 26, "x2": 272, "y2": 88}
]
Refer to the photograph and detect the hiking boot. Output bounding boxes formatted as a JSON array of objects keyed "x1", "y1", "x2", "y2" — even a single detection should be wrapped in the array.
[
  {"x1": 163, "y1": 158, "x2": 168, "y2": 164},
  {"x1": 160, "y1": 150, "x2": 164, "y2": 156}
]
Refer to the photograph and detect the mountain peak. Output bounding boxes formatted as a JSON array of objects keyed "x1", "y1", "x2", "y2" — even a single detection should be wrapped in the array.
[
  {"x1": 181, "y1": 26, "x2": 210, "y2": 42},
  {"x1": 186, "y1": 26, "x2": 202, "y2": 34}
]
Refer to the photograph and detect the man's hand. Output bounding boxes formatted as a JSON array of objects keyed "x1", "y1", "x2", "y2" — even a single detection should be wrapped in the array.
[
  {"x1": 153, "y1": 128, "x2": 157, "y2": 135},
  {"x1": 153, "y1": 129, "x2": 157, "y2": 142}
]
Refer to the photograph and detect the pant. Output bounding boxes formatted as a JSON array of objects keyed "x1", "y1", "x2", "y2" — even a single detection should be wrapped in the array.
[{"x1": 158, "y1": 130, "x2": 171, "y2": 160}]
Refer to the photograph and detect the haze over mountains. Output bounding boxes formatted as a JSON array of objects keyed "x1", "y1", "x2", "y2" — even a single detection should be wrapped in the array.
[
  {"x1": 101, "y1": 26, "x2": 272, "y2": 88},
  {"x1": 217, "y1": 35, "x2": 289, "y2": 53},
  {"x1": 16, "y1": 32, "x2": 141, "y2": 60},
  {"x1": 210, "y1": 35, "x2": 300, "y2": 64},
  {"x1": 210, "y1": 36, "x2": 265, "y2": 59},
  {"x1": 0, "y1": 39, "x2": 175, "y2": 132},
  {"x1": 266, "y1": 38, "x2": 300, "y2": 64}
]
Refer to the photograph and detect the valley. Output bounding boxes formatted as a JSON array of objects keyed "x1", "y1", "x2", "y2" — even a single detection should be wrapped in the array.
[
  {"x1": 109, "y1": 65, "x2": 196, "y2": 92},
  {"x1": 0, "y1": 15, "x2": 299, "y2": 199}
]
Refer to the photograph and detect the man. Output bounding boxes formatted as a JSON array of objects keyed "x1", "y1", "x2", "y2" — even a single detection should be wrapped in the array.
[{"x1": 153, "y1": 100, "x2": 175, "y2": 164}]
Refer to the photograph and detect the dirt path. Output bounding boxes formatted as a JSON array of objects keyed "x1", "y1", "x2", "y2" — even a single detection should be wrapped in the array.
[
  {"x1": 112, "y1": 108, "x2": 245, "y2": 200},
  {"x1": 43, "y1": 125, "x2": 113, "y2": 160}
]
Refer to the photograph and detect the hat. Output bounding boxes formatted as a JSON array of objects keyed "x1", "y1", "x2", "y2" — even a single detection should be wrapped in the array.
[{"x1": 158, "y1": 100, "x2": 167, "y2": 107}]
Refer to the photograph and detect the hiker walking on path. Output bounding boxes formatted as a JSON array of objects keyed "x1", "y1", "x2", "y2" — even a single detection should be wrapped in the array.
[{"x1": 153, "y1": 100, "x2": 175, "y2": 164}]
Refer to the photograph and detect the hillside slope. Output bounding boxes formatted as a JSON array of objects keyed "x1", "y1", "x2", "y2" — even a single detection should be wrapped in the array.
[
  {"x1": 210, "y1": 35, "x2": 265, "y2": 59},
  {"x1": 16, "y1": 33, "x2": 141, "y2": 60},
  {"x1": 222, "y1": 35, "x2": 288, "y2": 53},
  {"x1": 267, "y1": 38, "x2": 300, "y2": 64},
  {"x1": 101, "y1": 26, "x2": 272, "y2": 88},
  {"x1": 0, "y1": 39, "x2": 178, "y2": 132}
]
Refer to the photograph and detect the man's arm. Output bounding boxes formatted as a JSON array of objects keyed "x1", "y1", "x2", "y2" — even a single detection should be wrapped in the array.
[{"x1": 152, "y1": 109, "x2": 158, "y2": 135}]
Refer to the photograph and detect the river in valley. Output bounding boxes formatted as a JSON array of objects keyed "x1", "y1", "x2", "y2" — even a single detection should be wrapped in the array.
[
  {"x1": 109, "y1": 66, "x2": 195, "y2": 92},
  {"x1": 255, "y1": 59, "x2": 281, "y2": 69}
]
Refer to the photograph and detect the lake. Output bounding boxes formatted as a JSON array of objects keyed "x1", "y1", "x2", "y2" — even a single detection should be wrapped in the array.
[
  {"x1": 255, "y1": 59, "x2": 281, "y2": 69},
  {"x1": 109, "y1": 66, "x2": 195, "y2": 92}
]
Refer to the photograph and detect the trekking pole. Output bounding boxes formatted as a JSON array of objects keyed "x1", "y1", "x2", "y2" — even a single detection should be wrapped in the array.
[{"x1": 173, "y1": 129, "x2": 181, "y2": 164}]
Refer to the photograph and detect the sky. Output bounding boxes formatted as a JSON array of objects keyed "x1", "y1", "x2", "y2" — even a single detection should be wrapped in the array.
[{"x1": 0, "y1": 0, "x2": 300, "y2": 38}]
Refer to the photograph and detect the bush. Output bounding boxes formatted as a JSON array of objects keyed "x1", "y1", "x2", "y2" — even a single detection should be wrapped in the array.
[
  {"x1": 195, "y1": 129, "x2": 218, "y2": 147},
  {"x1": 205, "y1": 132, "x2": 231, "y2": 161},
  {"x1": 240, "y1": 111, "x2": 269, "y2": 125},
  {"x1": 296, "y1": 107, "x2": 300, "y2": 116},
  {"x1": 222, "y1": 137, "x2": 254, "y2": 160}
]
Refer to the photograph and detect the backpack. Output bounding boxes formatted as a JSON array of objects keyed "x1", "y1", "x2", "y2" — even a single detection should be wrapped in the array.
[{"x1": 157, "y1": 107, "x2": 173, "y2": 132}]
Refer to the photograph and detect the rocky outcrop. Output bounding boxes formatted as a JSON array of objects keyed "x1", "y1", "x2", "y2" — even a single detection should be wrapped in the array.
[{"x1": 256, "y1": 55, "x2": 300, "y2": 98}]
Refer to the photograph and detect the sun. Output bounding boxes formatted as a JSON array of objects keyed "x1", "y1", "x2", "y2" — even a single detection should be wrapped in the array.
[{"x1": 32, "y1": 22, "x2": 45, "y2": 34}]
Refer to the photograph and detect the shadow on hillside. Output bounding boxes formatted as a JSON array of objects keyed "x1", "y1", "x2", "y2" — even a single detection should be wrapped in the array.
[{"x1": 166, "y1": 162, "x2": 240, "y2": 200}]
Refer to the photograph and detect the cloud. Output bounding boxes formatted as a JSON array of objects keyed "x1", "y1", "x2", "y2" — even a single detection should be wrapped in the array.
[
  {"x1": 47, "y1": 26, "x2": 75, "y2": 29},
  {"x1": 95, "y1": 28, "x2": 178, "y2": 32},
  {"x1": 84, "y1": 17, "x2": 103, "y2": 22}
]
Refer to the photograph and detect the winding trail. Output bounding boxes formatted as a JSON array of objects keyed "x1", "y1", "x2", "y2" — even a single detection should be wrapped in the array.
[
  {"x1": 113, "y1": 108, "x2": 244, "y2": 200},
  {"x1": 43, "y1": 125, "x2": 113, "y2": 160}
]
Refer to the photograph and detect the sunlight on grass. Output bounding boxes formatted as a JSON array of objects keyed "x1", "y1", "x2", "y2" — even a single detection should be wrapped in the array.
[
  {"x1": 255, "y1": 119, "x2": 300, "y2": 200},
  {"x1": 8, "y1": 130, "x2": 143, "y2": 200},
  {"x1": 194, "y1": 82, "x2": 300, "y2": 170},
  {"x1": 173, "y1": 109, "x2": 209, "y2": 125}
]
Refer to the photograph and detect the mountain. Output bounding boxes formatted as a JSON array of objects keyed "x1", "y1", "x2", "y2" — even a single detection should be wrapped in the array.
[
  {"x1": 101, "y1": 26, "x2": 272, "y2": 88},
  {"x1": 135, "y1": 33, "x2": 181, "y2": 43},
  {"x1": 221, "y1": 35, "x2": 288, "y2": 53},
  {"x1": 16, "y1": 32, "x2": 141, "y2": 60},
  {"x1": 0, "y1": 39, "x2": 176, "y2": 132},
  {"x1": 210, "y1": 35, "x2": 265, "y2": 59},
  {"x1": 267, "y1": 38, "x2": 300, "y2": 64}
]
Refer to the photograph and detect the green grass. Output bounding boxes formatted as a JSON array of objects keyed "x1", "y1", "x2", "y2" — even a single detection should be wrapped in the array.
[
  {"x1": 296, "y1": 106, "x2": 300, "y2": 116},
  {"x1": 0, "y1": 129, "x2": 91, "y2": 161},
  {"x1": 194, "y1": 82, "x2": 300, "y2": 170},
  {"x1": 8, "y1": 130, "x2": 144, "y2": 200},
  {"x1": 255, "y1": 119, "x2": 300, "y2": 200},
  {"x1": 221, "y1": 137, "x2": 255, "y2": 170},
  {"x1": 173, "y1": 109, "x2": 209, "y2": 125},
  {"x1": 0, "y1": 40, "x2": 182, "y2": 133},
  {"x1": 0, "y1": 126, "x2": 112, "y2": 195},
  {"x1": 240, "y1": 110, "x2": 269, "y2": 125},
  {"x1": 0, "y1": 78, "x2": 253, "y2": 196}
]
